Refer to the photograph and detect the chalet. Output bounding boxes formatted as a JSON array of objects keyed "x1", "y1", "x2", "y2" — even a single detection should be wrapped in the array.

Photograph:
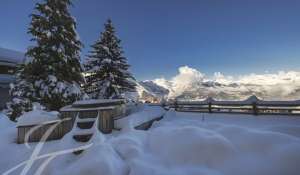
[{"x1": 0, "y1": 48, "x2": 25, "y2": 109}]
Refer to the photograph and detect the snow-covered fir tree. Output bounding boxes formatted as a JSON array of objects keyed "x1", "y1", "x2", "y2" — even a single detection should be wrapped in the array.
[
  {"x1": 5, "y1": 64, "x2": 35, "y2": 121},
  {"x1": 6, "y1": 0, "x2": 86, "y2": 120},
  {"x1": 84, "y1": 19, "x2": 136, "y2": 99}
]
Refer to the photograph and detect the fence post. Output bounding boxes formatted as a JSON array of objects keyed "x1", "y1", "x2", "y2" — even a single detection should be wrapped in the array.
[
  {"x1": 208, "y1": 102, "x2": 212, "y2": 113},
  {"x1": 174, "y1": 101, "x2": 178, "y2": 111},
  {"x1": 252, "y1": 102, "x2": 258, "y2": 115}
]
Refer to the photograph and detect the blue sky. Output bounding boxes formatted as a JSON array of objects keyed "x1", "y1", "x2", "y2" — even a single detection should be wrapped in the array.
[{"x1": 0, "y1": 0, "x2": 300, "y2": 80}]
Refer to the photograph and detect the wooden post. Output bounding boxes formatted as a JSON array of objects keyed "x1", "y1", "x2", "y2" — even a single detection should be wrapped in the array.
[
  {"x1": 208, "y1": 102, "x2": 212, "y2": 113},
  {"x1": 174, "y1": 101, "x2": 178, "y2": 111},
  {"x1": 252, "y1": 102, "x2": 258, "y2": 115},
  {"x1": 98, "y1": 110, "x2": 113, "y2": 134}
]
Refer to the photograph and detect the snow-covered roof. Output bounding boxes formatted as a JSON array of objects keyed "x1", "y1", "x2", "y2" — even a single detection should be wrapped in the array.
[{"x1": 0, "y1": 48, "x2": 25, "y2": 66}]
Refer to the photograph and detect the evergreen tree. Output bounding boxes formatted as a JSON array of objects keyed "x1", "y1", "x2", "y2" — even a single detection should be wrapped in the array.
[
  {"x1": 6, "y1": 0, "x2": 85, "y2": 120},
  {"x1": 6, "y1": 64, "x2": 34, "y2": 121},
  {"x1": 85, "y1": 19, "x2": 136, "y2": 99}
]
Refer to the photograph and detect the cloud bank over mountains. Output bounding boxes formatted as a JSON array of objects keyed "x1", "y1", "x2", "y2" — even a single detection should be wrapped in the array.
[{"x1": 142, "y1": 66, "x2": 300, "y2": 100}]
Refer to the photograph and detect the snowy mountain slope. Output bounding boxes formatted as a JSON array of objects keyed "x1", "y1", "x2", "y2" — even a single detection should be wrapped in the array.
[
  {"x1": 136, "y1": 81, "x2": 169, "y2": 101},
  {"x1": 138, "y1": 81, "x2": 169, "y2": 97},
  {"x1": 154, "y1": 78, "x2": 300, "y2": 100},
  {"x1": 148, "y1": 66, "x2": 300, "y2": 100}
]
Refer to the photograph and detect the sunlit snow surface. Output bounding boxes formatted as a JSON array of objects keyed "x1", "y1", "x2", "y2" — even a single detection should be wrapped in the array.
[{"x1": 1, "y1": 109, "x2": 300, "y2": 175}]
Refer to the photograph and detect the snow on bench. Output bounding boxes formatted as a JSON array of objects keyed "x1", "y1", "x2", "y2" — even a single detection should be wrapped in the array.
[
  {"x1": 72, "y1": 99, "x2": 125, "y2": 108},
  {"x1": 115, "y1": 105, "x2": 166, "y2": 131},
  {"x1": 17, "y1": 109, "x2": 60, "y2": 127}
]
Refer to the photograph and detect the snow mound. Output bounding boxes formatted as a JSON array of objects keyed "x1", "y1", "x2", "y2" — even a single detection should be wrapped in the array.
[
  {"x1": 264, "y1": 125, "x2": 300, "y2": 138},
  {"x1": 53, "y1": 143, "x2": 128, "y2": 175},
  {"x1": 148, "y1": 126, "x2": 235, "y2": 166},
  {"x1": 17, "y1": 110, "x2": 59, "y2": 127},
  {"x1": 111, "y1": 131, "x2": 147, "y2": 160},
  {"x1": 112, "y1": 113, "x2": 300, "y2": 175},
  {"x1": 0, "y1": 112, "x2": 15, "y2": 129}
]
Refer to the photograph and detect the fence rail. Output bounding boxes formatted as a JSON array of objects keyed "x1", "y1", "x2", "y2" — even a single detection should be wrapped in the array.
[{"x1": 170, "y1": 95, "x2": 300, "y2": 116}]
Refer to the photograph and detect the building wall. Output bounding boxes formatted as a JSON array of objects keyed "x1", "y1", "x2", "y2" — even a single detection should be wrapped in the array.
[{"x1": 0, "y1": 87, "x2": 9, "y2": 109}]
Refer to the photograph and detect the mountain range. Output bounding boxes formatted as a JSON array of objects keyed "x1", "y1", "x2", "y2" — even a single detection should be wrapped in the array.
[{"x1": 137, "y1": 66, "x2": 300, "y2": 101}]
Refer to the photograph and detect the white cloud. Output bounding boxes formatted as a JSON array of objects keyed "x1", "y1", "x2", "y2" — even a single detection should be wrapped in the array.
[
  {"x1": 213, "y1": 72, "x2": 234, "y2": 85},
  {"x1": 170, "y1": 66, "x2": 204, "y2": 97},
  {"x1": 153, "y1": 66, "x2": 300, "y2": 100}
]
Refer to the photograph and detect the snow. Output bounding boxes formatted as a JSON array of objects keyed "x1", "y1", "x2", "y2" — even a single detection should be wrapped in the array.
[
  {"x1": 60, "y1": 105, "x2": 115, "y2": 112},
  {"x1": 137, "y1": 81, "x2": 169, "y2": 102},
  {"x1": 1, "y1": 107, "x2": 300, "y2": 175},
  {"x1": 114, "y1": 110, "x2": 300, "y2": 175},
  {"x1": 0, "y1": 112, "x2": 31, "y2": 174},
  {"x1": 42, "y1": 114, "x2": 125, "y2": 175},
  {"x1": 44, "y1": 5, "x2": 52, "y2": 11},
  {"x1": 103, "y1": 58, "x2": 112, "y2": 63},
  {"x1": 34, "y1": 78, "x2": 83, "y2": 101},
  {"x1": 122, "y1": 91, "x2": 139, "y2": 102},
  {"x1": 115, "y1": 105, "x2": 165, "y2": 131},
  {"x1": 16, "y1": 109, "x2": 59, "y2": 127},
  {"x1": 0, "y1": 112, "x2": 15, "y2": 129},
  {"x1": 73, "y1": 99, "x2": 125, "y2": 106},
  {"x1": 48, "y1": 75, "x2": 57, "y2": 83},
  {"x1": 46, "y1": 31, "x2": 52, "y2": 38},
  {"x1": 53, "y1": 143, "x2": 128, "y2": 175}
]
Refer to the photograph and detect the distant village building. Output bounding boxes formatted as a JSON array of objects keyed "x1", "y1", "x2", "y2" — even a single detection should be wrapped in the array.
[
  {"x1": 82, "y1": 72, "x2": 98, "y2": 95},
  {"x1": 140, "y1": 91, "x2": 161, "y2": 103},
  {"x1": 0, "y1": 48, "x2": 25, "y2": 109}
]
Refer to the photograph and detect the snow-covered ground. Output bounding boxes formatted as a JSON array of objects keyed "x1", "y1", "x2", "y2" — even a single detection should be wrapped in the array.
[
  {"x1": 1, "y1": 108, "x2": 300, "y2": 175},
  {"x1": 115, "y1": 105, "x2": 165, "y2": 131}
]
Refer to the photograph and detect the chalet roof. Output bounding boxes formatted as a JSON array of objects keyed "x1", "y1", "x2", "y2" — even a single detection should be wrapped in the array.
[{"x1": 0, "y1": 48, "x2": 25, "y2": 66}]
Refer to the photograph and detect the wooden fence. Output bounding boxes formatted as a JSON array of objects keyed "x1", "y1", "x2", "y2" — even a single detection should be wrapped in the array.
[{"x1": 170, "y1": 95, "x2": 300, "y2": 116}]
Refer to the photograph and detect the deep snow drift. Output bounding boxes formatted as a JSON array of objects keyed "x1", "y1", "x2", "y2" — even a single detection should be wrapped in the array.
[{"x1": 1, "y1": 109, "x2": 300, "y2": 175}]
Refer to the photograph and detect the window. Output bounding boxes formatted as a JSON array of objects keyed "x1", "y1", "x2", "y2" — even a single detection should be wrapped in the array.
[{"x1": 0, "y1": 65, "x2": 15, "y2": 74}]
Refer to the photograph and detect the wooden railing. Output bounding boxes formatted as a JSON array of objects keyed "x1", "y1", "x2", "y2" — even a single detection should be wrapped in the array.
[{"x1": 169, "y1": 95, "x2": 300, "y2": 116}]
